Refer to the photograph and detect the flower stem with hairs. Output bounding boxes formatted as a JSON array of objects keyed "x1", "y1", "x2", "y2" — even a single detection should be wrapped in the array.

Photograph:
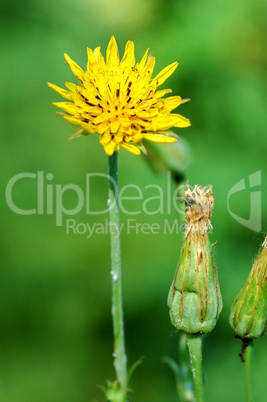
[
  {"x1": 178, "y1": 331, "x2": 195, "y2": 401},
  {"x1": 244, "y1": 340, "x2": 254, "y2": 402},
  {"x1": 187, "y1": 334, "x2": 204, "y2": 402},
  {"x1": 108, "y1": 152, "x2": 128, "y2": 400}
]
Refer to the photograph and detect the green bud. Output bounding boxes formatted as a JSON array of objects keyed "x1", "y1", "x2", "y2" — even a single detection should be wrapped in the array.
[
  {"x1": 168, "y1": 186, "x2": 222, "y2": 334},
  {"x1": 144, "y1": 138, "x2": 193, "y2": 183},
  {"x1": 229, "y1": 236, "x2": 267, "y2": 339}
]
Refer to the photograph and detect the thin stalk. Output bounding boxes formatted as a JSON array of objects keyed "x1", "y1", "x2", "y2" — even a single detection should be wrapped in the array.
[
  {"x1": 179, "y1": 332, "x2": 195, "y2": 402},
  {"x1": 108, "y1": 152, "x2": 128, "y2": 399},
  {"x1": 186, "y1": 334, "x2": 204, "y2": 402},
  {"x1": 244, "y1": 340, "x2": 254, "y2": 402}
]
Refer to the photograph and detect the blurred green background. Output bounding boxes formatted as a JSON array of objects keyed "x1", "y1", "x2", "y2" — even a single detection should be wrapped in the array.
[{"x1": 0, "y1": 0, "x2": 266, "y2": 401}]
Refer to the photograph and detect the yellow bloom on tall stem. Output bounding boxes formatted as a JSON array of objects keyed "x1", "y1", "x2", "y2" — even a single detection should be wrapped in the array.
[{"x1": 48, "y1": 36, "x2": 190, "y2": 155}]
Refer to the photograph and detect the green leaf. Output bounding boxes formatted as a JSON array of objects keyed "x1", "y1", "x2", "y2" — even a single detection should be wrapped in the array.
[{"x1": 127, "y1": 356, "x2": 144, "y2": 382}]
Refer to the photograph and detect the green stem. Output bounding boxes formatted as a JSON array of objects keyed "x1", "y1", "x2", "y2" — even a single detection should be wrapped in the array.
[
  {"x1": 108, "y1": 152, "x2": 128, "y2": 399},
  {"x1": 179, "y1": 332, "x2": 195, "y2": 402},
  {"x1": 186, "y1": 334, "x2": 204, "y2": 402},
  {"x1": 244, "y1": 340, "x2": 254, "y2": 402}
]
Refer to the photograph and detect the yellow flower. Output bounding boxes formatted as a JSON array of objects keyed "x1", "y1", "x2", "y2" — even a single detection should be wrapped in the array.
[{"x1": 48, "y1": 36, "x2": 190, "y2": 156}]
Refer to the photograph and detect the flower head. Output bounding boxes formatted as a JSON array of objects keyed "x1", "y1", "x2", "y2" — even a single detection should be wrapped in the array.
[{"x1": 48, "y1": 36, "x2": 190, "y2": 155}]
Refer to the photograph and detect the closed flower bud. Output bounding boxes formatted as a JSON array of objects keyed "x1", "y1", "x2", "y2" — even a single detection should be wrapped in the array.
[
  {"x1": 168, "y1": 185, "x2": 222, "y2": 334},
  {"x1": 229, "y1": 236, "x2": 267, "y2": 339}
]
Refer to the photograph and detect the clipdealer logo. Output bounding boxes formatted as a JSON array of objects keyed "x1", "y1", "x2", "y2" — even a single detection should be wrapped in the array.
[
  {"x1": 5, "y1": 171, "x2": 185, "y2": 229},
  {"x1": 65, "y1": 217, "x2": 185, "y2": 239},
  {"x1": 6, "y1": 170, "x2": 262, "y2": 235},
  {"x1": 227, "y1": 170, "x2": 262, "y2": 232}
]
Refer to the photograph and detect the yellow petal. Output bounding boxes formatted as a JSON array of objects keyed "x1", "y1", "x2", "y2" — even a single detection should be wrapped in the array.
[
  {"x1": 120, "y1": 40, "x2": 135, "y2": 69},
  {"x1": 47, "y1": 82, "x2": 72, "y2": 100},
  {"x1": 93, "y1": 46, "x2": 101, "y2": 62},
  {"x1": 104, "y1": 140, "x2": 117, "y2": 155},
  {"x1": 80, "y1": 122, "x2": 97, "y2": 133},
  {"x1": 142, "y1": 56, "x2": 156, "y2": 77},
  {"x1": 63, "y1": 116, "x2": 82, "y2": 126},
  {"x1": 99, "y1": 131, "x2": 112, "y2": 145},
  {"x1": 52, "y1": 101, "x2": 79, "y2": 115},
  {"x1": 137, "y1": 109, "x2": 159, "y2": 118},
  {"x1": 131, "y1": 132, "x2": 143, "y2": 143},
  {"x1": 121, "y1": 143, "x2": 141, "y2": 155},
  {"x1": 155, "y1": 88, "x2": 172, "y2": 99},
  {"x1": 131, "y1": 118, "x2": 151, "y2": 129},
  {"x1": 110, "y1": 119, "x2": 121, "y2": 133},
  {"x1": 172, "y1": 114, "x2": 191, "y2": 128},
  {"x1": 98, "y1": 121, "x2": 111, "y2": 134},
  {"x1": 106, "y1": 36, "x2": 119, "y2": 68},
  {"x1": 139, "y1": 48, "x2": 149, "y2": 70},
  {"x1": 121, "y1": 126, "x2": 133, "y2": 135},
  {"x1": 63, "y1": 116, "x2": 97, "y2": 133},
  {"x1": 119, "y1": 116, "x2": 132, "y2": 127},
  {"x1": 152, "y1": 62, "x2": 178, "y2": 87},
  {"x1": 115, "y1": 129, "x2": 124, "y2": 142},
  {"x1": 143, "y1": 133, "x2": 177, "y2": 143},
  {"x1": 64, "y1": 53, "x2": 84, "y2": 82},
  {"x1": 93, "y1": 113, "x2": 110, "y2": 125},
  {"x1": 94, "y1": 46, "x2": 106, "y2": 70},
  {"x1": 64, "y1": 82, "x2": 78, "y2": 92},
  {"x1": 151, "y1": 115, "x2": 185, "y2": 131},
  {"x1": 162, "y1": 96, "x2": 182, "y2": 111},
  {"x1": 87, "y1": 47, "x2": 97, "y2": 70}
]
